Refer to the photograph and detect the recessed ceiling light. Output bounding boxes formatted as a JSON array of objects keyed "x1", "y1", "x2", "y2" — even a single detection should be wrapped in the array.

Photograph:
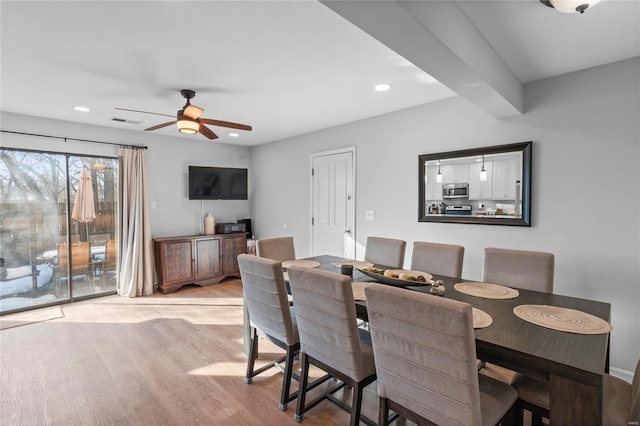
[
  {"x1": 374, "y1": 83, "x2": 391, "y2": 92},
  {"x1": 229, "y1": 133, "x2": 239, "y2": 137},
  {"x1": 73, "y1": 106, "x2": 90, "y2": 112}
]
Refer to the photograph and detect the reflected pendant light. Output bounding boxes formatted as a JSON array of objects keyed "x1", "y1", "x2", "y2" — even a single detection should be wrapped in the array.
[
  {"x1": 480, "y1": 156, "x2": 487, "y2": 181},
  {"x1": 436, "y1": 161, "x2": 443, "y2": 183},
  {"x1": 540, "y1": 0, "x2": 601, "y2": 14}
]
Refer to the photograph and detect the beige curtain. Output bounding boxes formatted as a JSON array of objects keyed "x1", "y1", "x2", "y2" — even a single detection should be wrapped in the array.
[{"x1": 117, "y1": 147, "x2": 154, "y2": 297}]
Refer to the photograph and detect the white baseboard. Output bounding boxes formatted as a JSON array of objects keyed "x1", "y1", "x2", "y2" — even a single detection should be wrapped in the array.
[{"x1": 609, "y1": 366, "x2": 634, "y2": 383}]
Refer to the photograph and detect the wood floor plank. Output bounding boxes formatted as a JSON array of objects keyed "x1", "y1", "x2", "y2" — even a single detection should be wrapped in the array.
[{"x1": 0, "y1": 278, "x2": 532, "y2": 425}]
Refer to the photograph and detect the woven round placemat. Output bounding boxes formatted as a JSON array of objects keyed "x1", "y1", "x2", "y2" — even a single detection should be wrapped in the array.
[
  {"x1": 332, "y1": 260, "x2": 374, "y2": 269},
  {"x1": 281, "y1": 259, "x2": 320, "y2": 269},
  {"x1": 473, "y1": 308, "x2": 493, "y2": 329},
  {"x1": 513, "y1": 304, "x2": 612, "y2": 335},
  {"x1": 351, "y1": 282, "x2": 371, "y2": 301},
  {"x1": 454, "y1": 282, "x2": 519, "y2": 299}
]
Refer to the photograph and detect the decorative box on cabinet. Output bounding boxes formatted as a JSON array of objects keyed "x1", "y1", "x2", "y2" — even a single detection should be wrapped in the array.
[{"x1": 154, "y1": 233, "x2": 247, "y2": 294}]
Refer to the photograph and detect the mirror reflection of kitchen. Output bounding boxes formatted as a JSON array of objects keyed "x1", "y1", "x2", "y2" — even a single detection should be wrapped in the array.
[{"x1": 425, "y1": 151, "x2": 523, "y2": 218}]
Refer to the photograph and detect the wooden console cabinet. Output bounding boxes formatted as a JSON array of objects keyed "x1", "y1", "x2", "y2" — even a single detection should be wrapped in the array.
[{"x1": 153, "y1": 233, "x2": 246, "y2": 294}]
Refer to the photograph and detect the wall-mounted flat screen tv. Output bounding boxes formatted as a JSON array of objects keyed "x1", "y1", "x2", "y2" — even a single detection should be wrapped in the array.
[{"x1": 188, "y1": 166, "x2": 248, "y2": 200}]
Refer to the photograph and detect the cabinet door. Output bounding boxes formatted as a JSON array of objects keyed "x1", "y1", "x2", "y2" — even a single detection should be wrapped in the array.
[
  {"x1": 493, "y1": 159, "x2": 517, "y2": 200},
  {"x1": 158, "y1": 240, "x2": 194, "y2": 284},
  {"x1": 222, "y1": 235, "x2": 246, "y2": 275},
  {"x1": 455, "y1": 164, "x2": 470, "y2": 183},
  {"x1": 194, "y1": 237, "x2": 222, "y2": 279},
  {"x1": 469, "y1": 161, "x2": 493, "y2": 199},
  {"x1": 442, "y1": 164, "x2": 470, "y2": 183}
]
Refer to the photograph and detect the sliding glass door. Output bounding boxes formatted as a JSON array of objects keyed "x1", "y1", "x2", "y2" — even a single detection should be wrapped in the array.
[{"x1": 0, "y1": 148, "x2": 118, "y2": 314}]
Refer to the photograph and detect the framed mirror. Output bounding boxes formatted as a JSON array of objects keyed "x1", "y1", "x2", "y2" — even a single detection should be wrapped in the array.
[{"x1": 419, "y1": 141, "x2": 532, "y2": 226}]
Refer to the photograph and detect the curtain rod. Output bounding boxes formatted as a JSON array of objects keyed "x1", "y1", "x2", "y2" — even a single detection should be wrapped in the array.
[{"x1": 0, "y1": 130, "x2": 148, "y2": 149}]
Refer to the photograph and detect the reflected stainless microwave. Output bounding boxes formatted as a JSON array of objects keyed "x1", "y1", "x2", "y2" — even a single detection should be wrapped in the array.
[{"x1": 442, "y1": 183, "x2": 469, "y2": 199}]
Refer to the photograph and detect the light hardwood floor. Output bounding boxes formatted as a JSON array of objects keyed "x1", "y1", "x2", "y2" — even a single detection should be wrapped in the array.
[{"x1": 1, "y1": 279, "x2": 532, "y2": 426}]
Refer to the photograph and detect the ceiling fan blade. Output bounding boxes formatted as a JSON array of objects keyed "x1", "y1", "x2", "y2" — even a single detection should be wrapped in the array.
[
  {"x1": 199, "y1": 118, "x2": 252, "y2": 131},
  {"x1": 115, "y1": 108, "x2": 175, "y2": 118},
  {"x1": 184, "y1": 104, "x2": 204, "y2": 120},
  {"x1": 145, "y1": 121, "x2": 177, "y2": 131},
  {"x1": 198, "y1": 124, "x2": 218, "y2": 140}
]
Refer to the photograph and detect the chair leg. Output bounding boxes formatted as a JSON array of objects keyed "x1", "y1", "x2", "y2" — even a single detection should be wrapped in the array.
[
  {"x1": 500, "y1": 405, "x2": 515, "y2": 426},
  {"x1": 350, "y1": 383, "x2": 365, "y2": 426},
  {"x1": 294, "y1": 352, "x2": 310, "y2": 423},
  {"x1": 512, "y1": 399, "x2": 525, "y2": 426},
  {"x1": 378, "y1": 397, "x2": 389, "y2": 426},
  {"x1": 244, "y1": 327, "x2": 259, "y2": 384},
  {"x1": 279, "y1": 346, "x2": 296, "y2": 411},
  {"x1": 531, "y1": 413, "x2": 545, "y2": 426}
]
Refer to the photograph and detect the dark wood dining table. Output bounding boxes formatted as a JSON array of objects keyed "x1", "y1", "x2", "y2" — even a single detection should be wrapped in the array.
[{"x1": 307, "y1": 255, "x2": 611, "y2": 426}]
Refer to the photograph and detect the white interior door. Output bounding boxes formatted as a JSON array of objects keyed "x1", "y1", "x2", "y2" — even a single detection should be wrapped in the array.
[{"x1": 311, "y1": 148, "x2": 355, "y2": 258}]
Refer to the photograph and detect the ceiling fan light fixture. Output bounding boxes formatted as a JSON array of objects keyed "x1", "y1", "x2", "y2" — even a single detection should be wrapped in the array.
[
  {"x1": 118, "y1": 89, "x2": 251, "y2": 139},
  {"x1": 177, "y1": 118, "x2": 199, "y2": 134},
  {"x1": 184, "y1": 104, "x2": 204, "y2": 120},
  {"x1": 540, "y1": 0, "x2": 600, "y2": 14}
]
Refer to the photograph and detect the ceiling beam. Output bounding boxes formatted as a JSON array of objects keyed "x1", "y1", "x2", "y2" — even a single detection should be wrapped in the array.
[{"x1": 321, "y1": 0, "x2": 523, "y2": 118}]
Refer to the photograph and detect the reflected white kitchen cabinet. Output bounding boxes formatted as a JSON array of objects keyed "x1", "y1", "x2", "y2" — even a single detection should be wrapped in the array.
[
  {"x1": 469, "y1": 161, "x2": 493, "y2": 199},
  {"x1": 426, "y1": 165, "x2": 443, "y2": 200},
  {"x1": 492, "y1": 159, "x2": 518, "y2": 200},
  {"x1": 442, "y1": 164, "x2": 470, "y2": 184}
]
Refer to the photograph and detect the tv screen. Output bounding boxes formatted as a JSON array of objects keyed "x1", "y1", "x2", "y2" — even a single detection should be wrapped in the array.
[{"x1": 188, "y1": 166, "x2": 248, "y2": 200}]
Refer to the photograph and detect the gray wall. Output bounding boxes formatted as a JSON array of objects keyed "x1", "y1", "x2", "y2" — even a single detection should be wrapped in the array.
[
  {"x1": 1, "y1": 57, "x2": 638, "y2": 375},
  {"x1": 250, "y1": 57, "x2": 640, "y2": 374}
]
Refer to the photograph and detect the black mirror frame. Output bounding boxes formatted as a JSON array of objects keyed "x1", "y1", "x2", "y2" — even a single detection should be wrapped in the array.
[{"x1": 418, "y1": 141, "x2": 532, "y2": 226}]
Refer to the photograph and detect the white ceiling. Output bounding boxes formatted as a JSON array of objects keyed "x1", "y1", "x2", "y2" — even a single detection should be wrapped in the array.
[{"x1": 1, "y1": 1, "x2": 638, "y2": 147}]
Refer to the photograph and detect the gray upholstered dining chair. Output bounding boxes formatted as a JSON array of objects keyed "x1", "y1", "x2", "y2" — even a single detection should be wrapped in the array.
[
  {"x1": 238, "y1": 254, "x2": 329, "y2": 411},
  {"x1": 483, "y1": 247, "x2": 554, "y2": 293},
  {"x1": 481, "y1": 247, "x2": 554, "y2": 423},
  {"x1": 363, "y1": 236, "x2": 406, "y2": 269},
  {"x1": 411, "y1": 241, "x2": 465, "y2": 278},
  {"x1": 287, "y1": 265, "x2": 377, "y2": 426},
  {"x1": 364, "y1": 283, "x2": 518, "y2": 426},
  {"x1": 256, "y1": 236, "x2": 296, "y2": 262},
  {"x1": 510, "y1": 358, "x2": 640, "y2": 426}
]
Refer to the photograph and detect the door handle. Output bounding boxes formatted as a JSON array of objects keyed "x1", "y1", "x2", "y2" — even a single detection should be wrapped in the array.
[{"x1": 344, "y1": 229, "x2": 351, "y2": 234}]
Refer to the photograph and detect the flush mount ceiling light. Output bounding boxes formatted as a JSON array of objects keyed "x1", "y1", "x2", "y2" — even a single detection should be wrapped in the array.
[
  {"x1": 73, "y1": 106, "x2": 90, "y2": 112},
  {"x1": 229, "y1": 133, "x2": 239, "y2": 138},
  {"x1": 540, "y1": 0, "x2": 601, "y2": 14},
  {"x1": 374, "y1": 83, "x2": 391, "y2": 92}
]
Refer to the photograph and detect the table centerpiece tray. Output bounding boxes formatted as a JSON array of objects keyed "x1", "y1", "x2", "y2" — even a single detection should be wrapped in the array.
[{"x1": 357, "y1": 268, "x2": 433, "y2": 287}]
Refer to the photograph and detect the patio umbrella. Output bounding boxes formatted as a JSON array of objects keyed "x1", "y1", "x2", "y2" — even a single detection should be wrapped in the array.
[{"x1": 71, "y1": 168, "x2": 96, "y2": 237}]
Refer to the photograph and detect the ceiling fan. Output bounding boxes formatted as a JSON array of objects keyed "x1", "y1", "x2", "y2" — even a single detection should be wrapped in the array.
[{"x1": 115, "y1": 89, "x2": 252, "y2": 140}]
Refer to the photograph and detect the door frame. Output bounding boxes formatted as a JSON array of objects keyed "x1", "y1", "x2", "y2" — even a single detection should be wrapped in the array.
[{"x1": 309, "y1": 146, "x2": 357, "y2": 258}]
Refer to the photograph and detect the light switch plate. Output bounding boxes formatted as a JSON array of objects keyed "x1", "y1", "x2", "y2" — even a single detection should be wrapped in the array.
[{"x1": 365, "y1": 210, "x2": 375, "y2": 221}]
